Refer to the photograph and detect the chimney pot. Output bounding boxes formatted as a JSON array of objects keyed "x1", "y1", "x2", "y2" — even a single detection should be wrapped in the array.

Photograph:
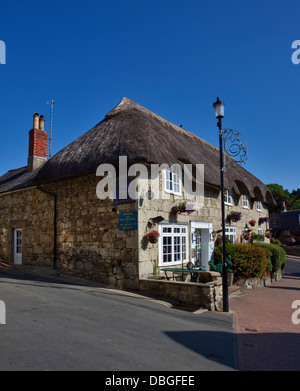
[
  {"x1": 39, "y1": 115, "x2": 45, "y2": 131},
  {"x1": 33, "y1": 112, "x2": 39, "y2": 129}
]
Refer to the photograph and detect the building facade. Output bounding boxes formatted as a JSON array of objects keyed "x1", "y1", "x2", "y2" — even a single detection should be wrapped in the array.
[{"x1": 0, "y1": 98, "x2": 274, "y2": 289}]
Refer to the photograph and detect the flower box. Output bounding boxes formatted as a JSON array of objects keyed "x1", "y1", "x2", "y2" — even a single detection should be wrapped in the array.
[{"x1": 171, "y1": 202, "x2": 195, "y2": 216}]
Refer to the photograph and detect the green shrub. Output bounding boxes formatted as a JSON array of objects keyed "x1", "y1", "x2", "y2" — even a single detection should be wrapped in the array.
[
  {"x1": 231, "y1": 244, "x2": 270, "y2": 279},
  {"x1": 254, "y1": 243, "x2": 286, "y2": 273},
  {"x1": 251, "y1": 233, "x2": 264, "y2": 243},
  {"x1": 213, "y1": 243, "x2": 270, "y2": 279},
  {"x1": 213, "y1": 242, "x2": 237, "y2": 265}
]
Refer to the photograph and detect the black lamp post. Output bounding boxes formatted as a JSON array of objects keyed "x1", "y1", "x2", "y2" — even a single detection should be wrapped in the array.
[{"x1": 213, "y1": 97, "x2": 229, "y2": 313}]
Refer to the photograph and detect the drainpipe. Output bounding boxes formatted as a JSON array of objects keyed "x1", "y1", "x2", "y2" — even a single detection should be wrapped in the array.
[{"x1": 37, "y1": 186, "x2": 57, "y2": 270}]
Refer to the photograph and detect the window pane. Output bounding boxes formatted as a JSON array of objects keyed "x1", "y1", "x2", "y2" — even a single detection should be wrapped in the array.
[
  {"x1": 160, "y1": 225, "x2": 187, "y2": 265},
  {"x1": 165, "y1": 168, "x2": 181, "y2": 194}
]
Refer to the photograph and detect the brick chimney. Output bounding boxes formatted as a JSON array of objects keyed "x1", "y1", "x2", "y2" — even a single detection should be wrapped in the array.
[{"x1": 28, "y1": 113, "x2": 48, "y2": 171}]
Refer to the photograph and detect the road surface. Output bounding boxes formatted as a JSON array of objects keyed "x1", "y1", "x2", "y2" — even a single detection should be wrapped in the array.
[{"x1": 0, "y1": 269, "x2": 236, "y2": 371}]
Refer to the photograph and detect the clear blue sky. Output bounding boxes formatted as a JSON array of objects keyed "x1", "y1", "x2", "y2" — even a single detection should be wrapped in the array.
[{"x1": 0, "y1": 0, "x2": 299, "y2": 192}]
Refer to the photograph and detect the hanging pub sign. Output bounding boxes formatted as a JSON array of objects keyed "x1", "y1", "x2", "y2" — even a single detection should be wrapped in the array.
[{"x1": 119, "y1": 211, "x2": 138, "y2": 231}]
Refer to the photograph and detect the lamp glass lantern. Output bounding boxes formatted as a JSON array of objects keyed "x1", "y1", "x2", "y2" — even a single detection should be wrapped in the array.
[
  {"x1": 244, "y1": 224, "x2": 250, "y2": 233},
  {"x1": 213, "y1": 97, "x2": 225, "y2": 119}
]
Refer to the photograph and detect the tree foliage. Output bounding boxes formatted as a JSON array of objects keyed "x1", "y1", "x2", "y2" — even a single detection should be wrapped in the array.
[{"x1": 267, "y1": 184, "x2": 300, "y2": 213}]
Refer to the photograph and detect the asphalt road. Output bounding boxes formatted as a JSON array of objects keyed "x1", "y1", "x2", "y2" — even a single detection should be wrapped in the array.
[
  {"x1": 0, "y1": 269, "x2": 236, "y2": 371},
  {"x1": 283, "y1": 256, "x2": 300, "y2": 278}
]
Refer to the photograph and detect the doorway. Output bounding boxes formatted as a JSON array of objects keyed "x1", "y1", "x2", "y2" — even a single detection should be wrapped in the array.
[
  {"x1": 14, "y1": 228, "x2": 22, "y2": 265},
  {"x1": 190, "y1": 222, "x2": 213, "y2": 270}
]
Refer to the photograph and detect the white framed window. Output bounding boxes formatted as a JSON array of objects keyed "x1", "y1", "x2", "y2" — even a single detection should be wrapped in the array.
[
  {"x1": 159, "y1": 224, "x2": 188, "y2": 266},
  {"x1": 258, "y1": 228, "x2": 263, "y2": 235},
  {"x1": 242, "y1": 195, "x2": 249, "y2": 209},
  {"x1": 256, "y1": 201, "x2": 262, "y2": 212},
  {"x1": 164, "y1": 165, "x2": 182, "y2": 196},
  {"x1": 225, "y1": 226, "x2": 236, "y2": 243},
  {"x1": 224, "y1": 189, "x2": 232, "y2": 205}
]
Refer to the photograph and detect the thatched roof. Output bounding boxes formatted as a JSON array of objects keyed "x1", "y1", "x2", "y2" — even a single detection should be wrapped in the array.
[{"x1": 32, "y1": 97, "x2": 273, "y2": 204}]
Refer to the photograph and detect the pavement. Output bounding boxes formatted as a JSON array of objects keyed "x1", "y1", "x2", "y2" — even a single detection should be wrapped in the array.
[
  {"x1": 1, "y1": 256, "x2": 300, "y2": 371},
  {"x1": 230, "y1": 255, "x2": 300, "y2": 371}
]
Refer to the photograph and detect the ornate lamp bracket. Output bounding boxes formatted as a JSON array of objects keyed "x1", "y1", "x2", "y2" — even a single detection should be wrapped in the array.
[{"x1": 222, "y1": 128, "x2": 248, "y2": 165}]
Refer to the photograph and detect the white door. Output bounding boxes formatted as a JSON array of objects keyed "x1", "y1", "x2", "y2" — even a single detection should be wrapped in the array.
[
  {"x1": 14, "y1": 228, "x2": 22, "y2": 265},
  {"x1": 191, "y1": 228, "x2": 202, "y2": 264},
  {"x1": 190, "y1": 222, "x2": 213, "y2": 270}
]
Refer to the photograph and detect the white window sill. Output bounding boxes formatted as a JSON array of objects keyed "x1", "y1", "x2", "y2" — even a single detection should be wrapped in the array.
[
  {"x1": 159, "y1": 261, "x2": 187, "y2": 267},
  {"x1": 164, "y1": 188, "x2": 182, "y2": 197}
]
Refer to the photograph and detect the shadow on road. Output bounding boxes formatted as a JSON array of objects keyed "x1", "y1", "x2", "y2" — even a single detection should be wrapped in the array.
[{"x1": 165, "y1": 329, "x2": 300, "y2": 371}]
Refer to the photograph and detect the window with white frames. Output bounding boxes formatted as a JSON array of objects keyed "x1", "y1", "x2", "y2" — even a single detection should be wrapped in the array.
[
  {"x1": 224, "y1": 189, "x2": 232, "y2": 205},
  {"x1": 256, "y1": 201, "x2": 262, "y2": 211},
  {"x1": 242, "y1": 195, "x2": 249, "y2": 209},
  {"x1": 258, "y1": 228, "x2": 263, "y2": 236},
  {"x1": 225, "y1": 226, "x2": 236, "y2": 243},
  {"x1": 159, "y1": 224, "x2": 188, "y2": 266},
  {"x1": 164, "y1": 165, "x2": 182, "y2": 195}
]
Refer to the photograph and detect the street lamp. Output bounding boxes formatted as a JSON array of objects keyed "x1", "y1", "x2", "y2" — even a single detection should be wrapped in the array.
[{"x1": 213, "y1": 97, "x2": 229, "y2": 313}]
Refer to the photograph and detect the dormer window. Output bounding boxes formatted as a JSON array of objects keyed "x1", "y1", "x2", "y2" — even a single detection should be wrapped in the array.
[
  {"x1": 164, "y1": 165, "x2": 182, "y2": 196},
  {"x1": 242, "y1": 195, "x2": 249, "y2": 209},
  {"x1": 224, "y1": 189, "x2": 232, "y2": 205}
]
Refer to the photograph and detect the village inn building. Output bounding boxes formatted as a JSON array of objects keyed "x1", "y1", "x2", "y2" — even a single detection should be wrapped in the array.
[{"x1": 0, "y1": 98, "x2": 274, "y2": 296}]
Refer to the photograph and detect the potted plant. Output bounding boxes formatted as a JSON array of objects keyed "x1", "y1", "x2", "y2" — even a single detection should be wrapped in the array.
[
  {"x1": 249, "y1": 219, "x2": 256, "y2": 227},
  {"x1": 242, "y1": 232, "x2": 251, "y2": 241},
  {"x1": 170, "y1": 202, "x2": 195, "y2": 216},
  {"x1": 145, "y1": 230, "x2": 160, "y2": 244},
  {"x1": 265, "y1": 231, "x2": 272, "y2": 239},
  {"x1": 259, "y1": 217, "x2": 269, "y2": 225},
  {"x1": 226, "y1": 211, "x2": 242, "y2": 224}
]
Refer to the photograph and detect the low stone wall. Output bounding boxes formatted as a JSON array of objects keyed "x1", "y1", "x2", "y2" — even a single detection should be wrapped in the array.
[
  {"x1": 139, "y1": 276, "x2": 223, "y2": 311},
  {"x1": 234, "y1": 268, "x2": 284, "y2": 291}
]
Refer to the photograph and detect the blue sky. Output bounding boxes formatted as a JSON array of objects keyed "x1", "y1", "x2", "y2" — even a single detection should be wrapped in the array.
[{"x1": 0, "y1": 0, "x2": 299, "y2": 191}]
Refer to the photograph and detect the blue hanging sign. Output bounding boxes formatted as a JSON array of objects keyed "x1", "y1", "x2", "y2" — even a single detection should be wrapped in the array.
[{"x1": 119, "y1": 211, "x2": 138, "y2": 231}]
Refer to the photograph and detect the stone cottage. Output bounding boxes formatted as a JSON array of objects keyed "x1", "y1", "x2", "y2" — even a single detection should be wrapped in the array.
[{"x1": 0, "y1": 98, "x2": 275, "y2": 291}]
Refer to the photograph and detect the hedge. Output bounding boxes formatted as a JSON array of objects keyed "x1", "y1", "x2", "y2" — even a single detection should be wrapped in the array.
[
  {"x1": 213, "y1": 243, "x2": 271, "y2": 280},
  {"x1": 253, "y1": 243, "x2": 286, "y2": 273},
  {"x1": 231, "y1": 244, "x2": 270, "y2": 279}
]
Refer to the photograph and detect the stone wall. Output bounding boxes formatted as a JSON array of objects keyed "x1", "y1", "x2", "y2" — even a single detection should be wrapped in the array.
[
  {"x1": 139, "y1": 277, "x2": 223, "y2": 311},
  {"x1": 44, "y1": 174, "x2": 139, "y2": 290},
  {"x1": 0, "y1": 188, "x2": 54, "y2": 266},
  {"x1": 235, "y1": 267, "x2": 284, "y2": 291}
]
